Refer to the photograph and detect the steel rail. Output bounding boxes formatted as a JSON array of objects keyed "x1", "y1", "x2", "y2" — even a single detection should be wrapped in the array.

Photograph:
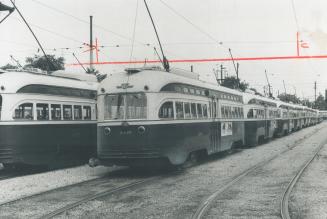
[
  {"x1": 280, "y1": 142, "x2": 326, "y2": 219},
  {"x1": 40, "y1": 177, "x2": 160, "y2": 219},
  {"x1": 0, "y1": 167, "x2": 125, "y2": 207},
  {"x1": 192, "y1": 126, "x2": 323, "y2": 219}
]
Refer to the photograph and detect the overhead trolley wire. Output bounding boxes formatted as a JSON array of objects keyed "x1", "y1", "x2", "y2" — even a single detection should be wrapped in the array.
[
  {"x1": 290, "y1": 0, "x2": 300, "y2": 31},
  {"x1": 10, "y1": 15, "x2": 84, "y2": 44},
  {"x1": 158, "y1": 0, "x2": 222, "y2": 45},
  {"x1": 29, "y1": 0, "x2": 148, "y2": 46}
]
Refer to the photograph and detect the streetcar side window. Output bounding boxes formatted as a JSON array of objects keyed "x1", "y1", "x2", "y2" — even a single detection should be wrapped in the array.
[
  {"x1": 191, "y1": 103, "x2": 197, "y2": 118},
  {"x1": 209, "y1": 102, "x2": 212, "y2": 118},
  {"x1": 175, "y1": 102, "x2": 184, "y2": 119},
  {"x1": 231, "y1": 107, "x2": 236, "y2": 118},
  {"x1": 225, "y1": 107, "x2": 229, "y2": 118},
  {"x1": 13, "y1": 103, "x2": 34, "y2": 120},
  {"x1": 203, "y1": 104, "x2": 208, "y2": 118},
  {"x1": 247, "y1": 109, "x2": 254, "y2": 118},
  {"x1": 220, "y1": 106, "x2": 226, "y2": 118},
  {"x1": 214, "y1": 102, "x2": 218, "y2": 117},
  {"x1": 158, "y1": 102, "x2": 174, "y2": 119},
  {"x1": 74, "y1": 105, "x2": 82, "y2": 120},
  {"x1": 63, "y1": 105, "x2": 72, "y2": 120},
  {"x1": 197, "y1": 103, "x2": 203, "y2": 118},
  {"x1": 83, "y1": 106, "x2": 92, "y2": 120},
  {"x1": 184, "y1": 103, "x2": 191, "y2": 119},
  {"x1": 36, "y1": 103, "x2": 49, "y2": 120},
  {"x1": 237, "y1": 107, "x2": 241, "y2": 118},
  {"x1": 51, "y1": 104, "x2": 61, "y2": 120}
]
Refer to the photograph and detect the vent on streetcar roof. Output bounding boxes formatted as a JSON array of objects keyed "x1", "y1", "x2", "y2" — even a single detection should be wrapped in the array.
[
  {"x1": 51, "y1": 70, "x2": 97, "y2": 82},
  {"x1": 125, "y1": 66, "x2": 162, "y2": 74},
  {"x1": 125, "y1": 68, "x2": 142, "y2": 74}
]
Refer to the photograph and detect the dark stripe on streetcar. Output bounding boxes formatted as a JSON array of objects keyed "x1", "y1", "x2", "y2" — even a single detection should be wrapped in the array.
[{"x1": 17, "y1": 84, "x2": 97, "y2": 99}]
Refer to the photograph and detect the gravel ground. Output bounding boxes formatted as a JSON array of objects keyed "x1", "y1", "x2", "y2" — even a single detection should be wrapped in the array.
[
  {"x1": 0, "y1": 168, "x2": 160, "y2": 219},
  {"x1": 290, "y1": 143, "x2": 327, "y2": 219},
  {"x1": 51, "y1": 123, "x2": 327, "y2": 219},
  {"x1": 0, "y1": 165, "x2": 116, "y2": 205},
  {"x1": 203, "y1": 123, "x2": 327, "y2": 218}
]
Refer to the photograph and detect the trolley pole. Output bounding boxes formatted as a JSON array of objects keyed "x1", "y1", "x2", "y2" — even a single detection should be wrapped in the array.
[
  {"x1": 265, "y1": 70, "x2": 272, "y2": 97},
  {"x1": 90, "y1": 15, "x2": 94, "y2": 70}
]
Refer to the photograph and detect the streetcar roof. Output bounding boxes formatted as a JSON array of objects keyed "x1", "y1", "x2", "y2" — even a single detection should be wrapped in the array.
[
  {"x1": 98, "y1": 67, "x2": 243, "y2": 96},
  {"x1": 242, "y1": 92, "x2": 277, "y2": 106},
  {"x1": 0, "y1": 71, "x2": 98, "y2": 94}
]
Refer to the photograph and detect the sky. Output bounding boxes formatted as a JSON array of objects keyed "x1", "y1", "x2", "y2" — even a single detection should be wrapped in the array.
[{"x1": 1, "y1": 0, "x2": 327, "y2": 100}]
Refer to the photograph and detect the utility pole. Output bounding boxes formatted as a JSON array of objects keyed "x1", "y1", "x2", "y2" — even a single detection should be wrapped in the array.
[
  {"x1": 314, "y1": 81, "x2": 317, "y2": 106},
  {"x1": 265, "y1": 69, "x2": 272, "y2": 97},
  {"x1": 283, "y1": 80, "x2": 287, "y2": 94},
  {"x1": 293, "y1": 86, "x2": 297, "y2": 96},
  {"x1": 90, "y1": 15, "x2": 94, "y2": 71},
  {"x1": 220, "y1": 64, "x2": 225, "y2": 84},
  {"x1": 236, "y1": 63, "x2": 240, "y2": 88}
]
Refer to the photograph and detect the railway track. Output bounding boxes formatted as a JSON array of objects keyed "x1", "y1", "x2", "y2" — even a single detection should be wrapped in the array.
[
  {"x1": 0, "y1": 166, "x2": 179, "y2": 218},
  {"x1": 0, "y1": 167, "x2": 124, "y2": 207},
  {"x1": 280, "y1": 142, "x2": 326, "y2": 219},
  {"x1": 40, "y1": 177, "x2": 160, "y2": 219},
  {"x1": 192, "y1": 126, "x2": 324, "y2": 219}
]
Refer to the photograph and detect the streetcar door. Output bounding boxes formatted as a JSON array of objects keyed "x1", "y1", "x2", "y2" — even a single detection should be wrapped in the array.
[{"x1": 209, "y1": 98, "x2": 220, "y2": 154}]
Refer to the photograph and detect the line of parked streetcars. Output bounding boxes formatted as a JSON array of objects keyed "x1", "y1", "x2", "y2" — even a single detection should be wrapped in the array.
[{"x1": 0, "y1": 67, "x2": 324, "y2": 168}]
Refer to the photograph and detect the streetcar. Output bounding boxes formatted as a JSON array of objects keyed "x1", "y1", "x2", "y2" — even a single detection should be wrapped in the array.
[
  {"x1": 0, "y1": 69, "x2": 98, "y2": 168},
  {"x1": 96, "y1": 66, "x2": 247, "y2": 166},
  {"x1": 242, "y1": 93, "x2": 282, "y2": 145},
  {"x1": 319, "y1": 110, "x2": 327, "y2": 121},
  {"x1": 95, "y1": 66, "x2": 320, "y2": 167}
]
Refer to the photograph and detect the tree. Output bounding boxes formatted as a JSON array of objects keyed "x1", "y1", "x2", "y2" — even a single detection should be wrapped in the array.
[
  {"x1": 248, "y1": 87, "x2": 263, "y2": 96},
  {"x1": 220, "y1": 76, "x2": 249, "y2": 92},
  {"x1": 25, "y1": 54, "x2": 65, "y2": 71},
  {"x1": 0, "y1": 63, "x2": 18, "y2": 70},
  {"x1": 278, "y1": 93, "x2": 301, "y2": 104},
  {"x1": 315, "y1": 94, "x2": 327, "y2": 110}
]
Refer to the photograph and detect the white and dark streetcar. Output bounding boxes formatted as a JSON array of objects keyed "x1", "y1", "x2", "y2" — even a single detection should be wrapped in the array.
[
  {"x1": 96, "y1": 66, "x2": 320, "y2": 167},
  {"x1": 0, "y1": 69, "x2": 98, "y2": 168}
]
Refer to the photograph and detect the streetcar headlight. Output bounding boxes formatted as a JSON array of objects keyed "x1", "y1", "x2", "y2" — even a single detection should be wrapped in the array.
[
  {"x1": 104, "y1": 127, "x2": 111, "y2": 135},
  {"x1": 137, "y1": 126, "x2": 146, "y2": 134}
]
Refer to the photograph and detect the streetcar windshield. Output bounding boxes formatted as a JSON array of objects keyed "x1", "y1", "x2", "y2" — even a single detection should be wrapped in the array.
[{"x1": 104, "y1": 93, "x2": 147, "y2": 120}]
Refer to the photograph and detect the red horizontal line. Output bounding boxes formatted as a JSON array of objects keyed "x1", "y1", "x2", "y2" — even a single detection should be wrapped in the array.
[{"x1": 67, "y1": 54, "x2": 327, "y2": 66}]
